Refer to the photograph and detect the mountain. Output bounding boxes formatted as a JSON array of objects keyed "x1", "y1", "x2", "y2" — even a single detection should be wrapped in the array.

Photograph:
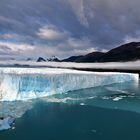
[
  {"x1": 62, "y1": 56, "x2": 83, "y2": 62},
  {"x1": 37, "y1": 57, "x2": 46, "y2": 62},
  {"x1": 26, "y1": 58, "x2": 33, "y2": 61},
  {"x1": 35, "y1": 42, "x2": 140, "y2": 63},
  {"x1": 61, "y1": 42, "x2": 140, "y2": 63},
  {"x1": 47, "y1": 56, "x2": 60, "y2": 62},
  {"x1": 99, "y1": 42, "x2": 140, "y2": 62},
  {"x1": 75, "y1": 52, "x2": 105, "y2": 62}
]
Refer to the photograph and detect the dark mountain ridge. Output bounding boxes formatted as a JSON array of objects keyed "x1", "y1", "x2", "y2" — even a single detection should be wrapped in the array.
[
  {"x1": 75, "y1": 52, "x2": 105, "y2": 62},
  {"x1": 99, "y1": 42, "x2": 140, "y2": 62},
  {"x1": 62, "y1": 56, "x2": 83, "y2": 62},
  {"x1": 61, "y1": 42, "x2": 140, "y2": 63}
]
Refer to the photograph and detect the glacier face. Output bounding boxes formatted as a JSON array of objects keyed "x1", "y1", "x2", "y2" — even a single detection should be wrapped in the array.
[{"x1": 0, "y1": 68, "x2": 139, "y2": 101}]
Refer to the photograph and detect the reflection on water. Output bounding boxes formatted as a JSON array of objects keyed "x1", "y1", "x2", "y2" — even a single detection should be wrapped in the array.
[{"x1": 0, "y1": 101, "x2": 33, "y2": 118}]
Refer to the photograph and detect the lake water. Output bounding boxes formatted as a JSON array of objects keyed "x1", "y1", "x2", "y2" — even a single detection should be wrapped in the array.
[{"x1": 0, "y1": 81, "x2": 140, "y2": 140}]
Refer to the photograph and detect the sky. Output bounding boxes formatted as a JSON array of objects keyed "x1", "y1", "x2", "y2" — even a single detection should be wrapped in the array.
[{"x1": 0, "y1": 0, "x2": 140, "y2": 59}]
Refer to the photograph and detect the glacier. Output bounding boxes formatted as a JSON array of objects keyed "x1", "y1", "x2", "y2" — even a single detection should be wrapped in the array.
[{"x1": 0, "y1": 67, "x2": 138, "y2": 101}]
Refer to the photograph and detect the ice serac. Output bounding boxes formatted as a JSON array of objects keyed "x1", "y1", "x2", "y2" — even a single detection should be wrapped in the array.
[{"x1": 0, "y1": 68, "x2": 139, "y2": 101}]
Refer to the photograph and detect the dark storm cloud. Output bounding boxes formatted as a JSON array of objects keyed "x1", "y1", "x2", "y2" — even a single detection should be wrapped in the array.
[{"x1": 0, "y1": 0, "x2": 140, "y2": 58}]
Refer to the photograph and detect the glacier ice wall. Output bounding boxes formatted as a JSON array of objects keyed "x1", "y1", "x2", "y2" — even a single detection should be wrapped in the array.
[{"x1": 0, "y1": 68, "x2": 138, "y2": 101}]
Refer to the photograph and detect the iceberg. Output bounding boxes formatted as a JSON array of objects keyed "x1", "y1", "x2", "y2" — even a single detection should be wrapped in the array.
[{"x1": 0, "y1": 68, "x2": 138, "y2": 101}]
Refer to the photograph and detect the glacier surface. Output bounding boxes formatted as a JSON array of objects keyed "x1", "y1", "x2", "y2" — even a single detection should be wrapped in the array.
[{"x1": 0, "y1": 68, "x2": 138, "y2": 101}]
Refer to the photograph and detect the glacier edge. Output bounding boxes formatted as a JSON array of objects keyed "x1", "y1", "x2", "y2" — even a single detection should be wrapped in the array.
[{"x1": 0, "y1": 68, "x2": 138, "y2": 101}]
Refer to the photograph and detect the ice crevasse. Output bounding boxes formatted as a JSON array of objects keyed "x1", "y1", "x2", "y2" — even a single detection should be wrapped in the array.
[{"x1": 0, "y1": 68, "x2": 139, "y2": 101}]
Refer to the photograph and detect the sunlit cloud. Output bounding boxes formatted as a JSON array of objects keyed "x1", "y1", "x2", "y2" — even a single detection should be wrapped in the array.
[
  {"x1": 0, "y1": 41, "x2": 35, "y2": 52},
  {"x1": 37, "y1": 25, "x2": 69, "y2": 40}
]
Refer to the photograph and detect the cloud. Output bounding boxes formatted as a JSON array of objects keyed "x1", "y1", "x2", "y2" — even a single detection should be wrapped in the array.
[
  {"x1": 0, "y1": 0, "x2": 140, "y2": 59},
  {"x1": 0, "y1": 33, "x2": 19, "y2": 40},
  {"x1": 68, "y1": 0, "x2": 89, "y2": 27},
  {"x1": 67, "y1": 37, "x2": 92, "y2": 49},
  {"x1": 124, "y1": 31, "x2": 140, "y2": 43},
  {"x1": 0, "y1": 41, "x2": 35, "y2": 55},
  {"x1": 37, "y1": 25, "x2": 69, "y2": 40}
]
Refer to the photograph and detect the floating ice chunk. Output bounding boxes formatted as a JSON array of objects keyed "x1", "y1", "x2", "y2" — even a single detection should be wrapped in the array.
[
  {"x1": 0, "y1": 117, "x2": 15, "y2": 131},
  {"x1": 80, "y1": 103, "x2": 85, "y2": 106},
  {"x1": 12, "y1": 126, "x2": 15, "y2": 130},
  {"x1": 113, "y1": 97, "x2": 123, "y2": 101}
]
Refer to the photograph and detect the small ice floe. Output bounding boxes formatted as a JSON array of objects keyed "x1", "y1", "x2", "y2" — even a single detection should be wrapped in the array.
[
  {"x1": 80, "y1": 103, "x2": 85, "y2": 106},
  {"x1": 109, "y1": 92, "x2": 134, "y2": 101},
  {"x1": 12, "y1": 126, "x2": 15, "y2": 130},
  {"x1": 0, "y1": 116, "x2": 15, "y2": 131},
  {"x1": 113, "y1": 97, "x2": 123, "y2": 101},
  {"x1": 44, "y1": 97, "x2": 75, "y2": 103}
]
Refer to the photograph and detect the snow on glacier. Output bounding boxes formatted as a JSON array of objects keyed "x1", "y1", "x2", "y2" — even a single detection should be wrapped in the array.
[{"x1": 0, "y1": 67, "x2": 138, "y2": 101}]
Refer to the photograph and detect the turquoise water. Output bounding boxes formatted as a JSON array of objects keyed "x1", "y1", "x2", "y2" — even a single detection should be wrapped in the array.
[{"x1": 0, "y1": 81, "x2": 140, "y2": 140}]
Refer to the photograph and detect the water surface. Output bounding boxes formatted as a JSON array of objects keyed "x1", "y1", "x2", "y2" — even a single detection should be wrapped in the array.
[{"x1": 0, "y1": 81, "x2": 140, "y2": 140}]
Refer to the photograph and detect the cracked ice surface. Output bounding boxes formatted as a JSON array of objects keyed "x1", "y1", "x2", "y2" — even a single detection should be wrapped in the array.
[{"x1": 0, "y1": 68, "x2": 138, "y2": 101}]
